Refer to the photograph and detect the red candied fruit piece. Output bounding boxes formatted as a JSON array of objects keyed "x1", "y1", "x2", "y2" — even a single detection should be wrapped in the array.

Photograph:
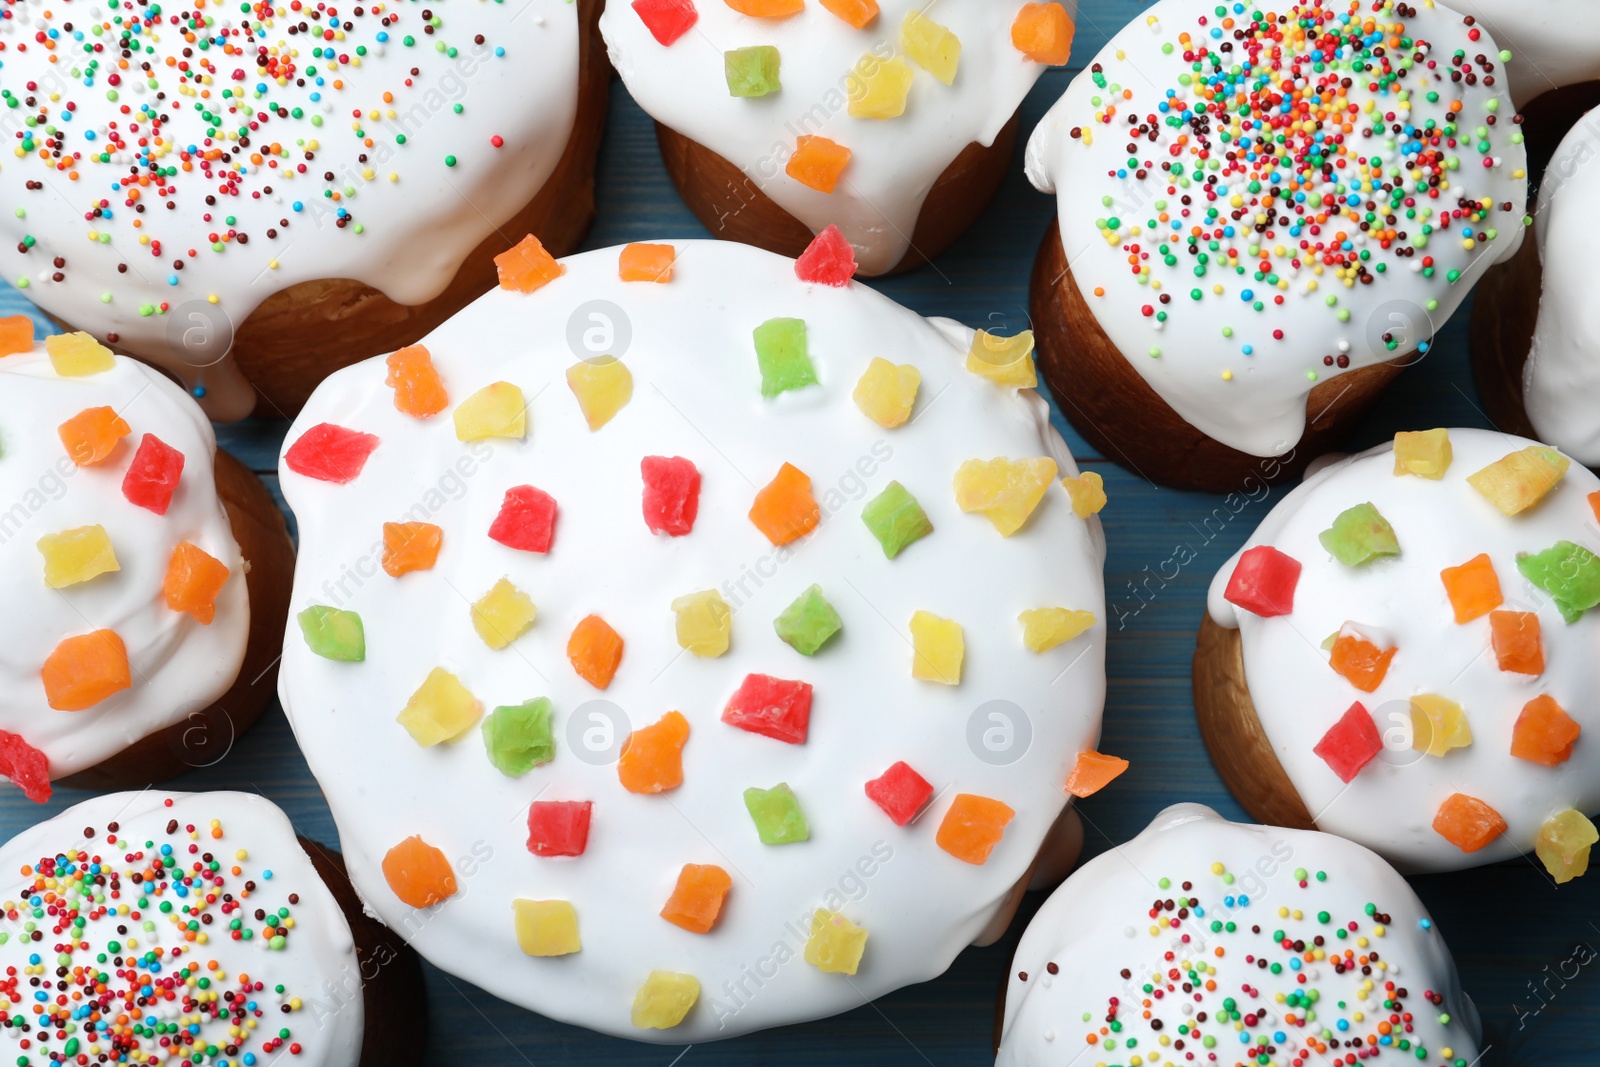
[
  {"x1": 632, "y1": 0, "x2": 697, "y2": 45},
  {"x1": 642, "y1": 456, "x2": 701, "y2": 537},
  {"x1": 795, "y1": 224, "x2": 859, "y2": 288},
  {"x1": 1224, "y1": 545, "x2": 1301, "y2": 617},
  {"x1": 284, "y1": 423, "x2": 380, "y2": 484},
  {"x1": 864, "y1": 761, "x2": 934, "y2": 826},
  {"x1": 0, "y1": 731, "x2": 50, "y2": 804},
  {"x1": 526, "y1": 800, "x2": 593, "y2": 857},
  {"x1": 121, "y1": 434, "x2": 185, "y2": 515},
  {"x1": 722, "y1": 673, "x2": 813, "y2": 744},
  {"x1": 1312, "y1": 702, "x2": 1383, "y2": 783},
  {"x1": 489, "y1": 485, "x2": 558, "y2": 553}
]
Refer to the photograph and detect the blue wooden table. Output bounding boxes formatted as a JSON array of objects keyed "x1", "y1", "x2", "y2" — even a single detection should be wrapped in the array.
[{"x1": 3, "y1": 2, "x2": 1594, "y2": 1061}]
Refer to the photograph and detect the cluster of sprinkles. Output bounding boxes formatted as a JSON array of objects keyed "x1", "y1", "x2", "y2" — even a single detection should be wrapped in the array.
[
  {"x1": 279, "y1": 230, "x2": 1124, "y2": 1031},
  {"x1": 0, "y1": 798, "x2": 313, "y2": 1066},
  {"x1": 1223, "y1": 429, "x2": 1600, "y2": 882},
  {"x1": 1070, "y1": 1, "x2": 1527, "y2": 380},
  {"x1": 1018, "y1": 858, "x2": 1473, "y2": 1067}
]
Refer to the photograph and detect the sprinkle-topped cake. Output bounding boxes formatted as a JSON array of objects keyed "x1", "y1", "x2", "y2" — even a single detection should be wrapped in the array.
[{"x1": 996, "y1": 804, "x2": 1481, "y2": 1067}]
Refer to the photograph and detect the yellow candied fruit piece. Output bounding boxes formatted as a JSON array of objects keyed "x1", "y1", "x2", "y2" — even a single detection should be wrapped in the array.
[
  {"x1": 847, "y1": 55, "x2": 914, "y2": 120},
  {"x1": 965, "y1": 329, "x2": 1037, "y2": 388},
  {"x1": 44, "y1": 332, "x2": 115, "y2": 377},
  {"x1": 1410, "y1": 694, "x2": 1472, "y2": 758},
  {"x1": 1018, "y1": 607, "x2": 1095, "y2": 652},
  {"x1": 513, "y1": 899, "x2": 580, "y2": 957},
  {"x1": 471, "y1": 577, "x2": 537, "y2": 651},
  {"x1": 953, "y1": 457, "x2": 1058, "y2": 536},
  {"x1": 397, "y1": 667, "x2": 483, "y2": 746},
  {"x1": 1392, "y1": 429, "x2": 1452, "y2": 479},
  {"x1": 900, "y1": 11, "x2": 960, "y2": 85},
  {"x1": 910, "y1": 610, "x2": 963, "y2": 685},
  {"x1": 1061, "y1": 471, "x2": 1107, "y2": 518},
  {"x1": 1466, "y1": 446, "x2": 1570, "y2": 516},
  {"x1": 453, "y1": 382, "x2": 527, "y2": 442},
  {"x1": 565, "y1": 358, "x2": 633, "y2": 432},
  {"x1": 672, "y1": 588, "x2": 732, "y2": 658},
  {"x1": 1536, "y1": 809, "x2": 1599, "y2": 884},
  {"x1": 631, "y1": 971, "x2": 700, "y2": 1030},
  {"x1": 38, "y1": 525, "x2": 120, "y2": 588},
  {"x1": 851, "y1": 357, "x2": 921, "y2": 429},
  {"x1": 803, "y1": 909, "x2": 868, "y2": 975}
]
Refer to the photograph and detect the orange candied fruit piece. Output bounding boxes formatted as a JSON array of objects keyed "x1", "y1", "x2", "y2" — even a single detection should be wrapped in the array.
[
  {"x1": 382, "y1": 522, "x2": 444, "y2": 578},
  {"x1": 1440, "y1": 553, "x2": 1502, "y2": 623},
  {"x1": 936, "y1": 793, "x2": 1015, "y2": 865},
  {"x1": 1064, "y1": 751, "x2": 1129, "y2": 798},
  {"x1": 619, "y1": 243, "x2": 676, "y2": 283},
  {"x1": 1589, "y1": 490, "x2": 1600, "y2": 524},
  {"x1": 618, "y1": 710, "x2": 690, "y2": 794},
  {"x1": 1432, "y1": 792, "x2": 1507, "y2": 854},
  {"x1": 1328, "y1": 633, "x2": 1397, "y2": 693},
  {"x1": 819, "y1": 0, "x2": 877, "y2": 28},
  {"x1": 1489, "y1": 610, "x2": 1544, "y2": 675},
  {"x1": 1511, "y1": 694, "x2": 1581, "y2": 767},
  {"x1": 660, "y1": 863, "x2": 732, "y2": 934},
  {"x1": 42, "y1": 630, "x2": 131, "y2": 711},
  {"x1": 0, "y1": 315, "x2": 34, "y2": 358},
  {"x1": 385, "y1": 345, "x2": 448, "y2": 418},
  {"x1": 749, "y1": 462, "x2": 821, "y2": 546},
  {"x1": 58, "y1": 406, "x2": 132, "y2": 467},
  {"x1": 494, "y1": 234, "x2": 565, "y2": 293},
  {"x1": 163, "y1": 541, "x2": 231, "y2": 625},
  {"x1": 382, "y1": 835, "x2": 458, "y2": 908},
  {"x1": 724, "y1": 0, "x2": 803, "y2": 15},
  {"x1": 568, "y1": 614, "x2": 624, "y2": 690},
  {"x1": 786, "y1": 135, "x2": 853, "y2": 194},
  {"x1": 1012, "y1": 2, "x2": 1075, "y2": 65}
]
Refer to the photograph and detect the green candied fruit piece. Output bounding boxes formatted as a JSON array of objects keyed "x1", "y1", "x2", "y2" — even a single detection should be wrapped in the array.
[
  {"x1": 861, "y1": 480, "x2": 933, "y2": 559},
  {"x1": 481, "y1": 698, "x2": 554, "y2": 777},
  {"x1": 1517, "y1": 541, "x2": 1600, "y2": 623},
  {"x1": 774, "y1": 583, "x2": 843, "y2": 656},
  {"x1": 753, "y1": 318, "x2": 817, "y2": 399},
  {"x1": 743, "y1": 783, "x2": 810, "y2": 845},
  {"x1": 297, "y1": 605, "x2": 365, "y2": 662},
  {"x1": 1317, "y1": 502, "x2": 1400, "y2": 567},
  {"x1": 725, "y1": 45, "x2": 781, "y2": 98}
]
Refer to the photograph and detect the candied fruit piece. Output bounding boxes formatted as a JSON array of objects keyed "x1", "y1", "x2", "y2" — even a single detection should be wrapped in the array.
[
  {"x1": 861, "y1": 481, "x2": 932, "y2": 559},
  {"x1": 1061, "y1": 471, "x2": 1106, "y2": 518},
  {"x1": 1511, "y1": 694, "x2": 1581, "y2": 766},
  {"x1": 1393, "y1": 429, "x2": 1452, "y2": 479},
  {"x1": 966, "y1": 329, "x2": 1037, "y2": 388},
  {"x1": 163, "y1": 541, "x2": 229, "y2": 624},
  {"x1": 385, "y1": 345, "x2": 448, "y2": 418},
  {"x1": 819, "y1": 0, "x2": 876, "y2": 28},
  {"x1": 527, "y1": 800, "x2": 593, "y2": 857},
  {"x1": 725, "y1": 45, "x2": 781, "y2": 97},
  {"x1": 513, "y1": 899, "x2": 580, "y2": 957},
  {"x1": 1590, "y1": 490, "x2": 1600, "y2": 524},
  {"x1": 1410, "y1": 694, "x2": 1473, "y2": 758},
  {"x1": 481, "y1": 698, "x2": 554, "y2": 777},
  {"x1": 1312, "y1": 702, "x2": 1383, "y2": 783},
  {"x1": 471, "y1": 577, "x2": 537, "y2": 650},
  {"x1": 1327, "y1": 626, "x2": 1396, "y2": 693},
  {"x1": 58, "y1": 407, "x2": 130, "y2": 467},
  {"x1": 744, "y1": 783, "x2": 809, "y2": 844},
  {"x1": 1432, "y1": 793, "x2": 1506, "y2": 854},
  {"x1": 723, "y1": 673, "x2": 812, "y2": 744},
  {"x1": 673, "y1": 589, "x2": 732, "y2": 658},
  {"x1": 901, "y1": 10, "x2": 959, "y2": 84},
  {"x1": 753, "y1": 317, "x2": 817, "y2": 399},
  {"x1": 864, "y1": 761, "x2": 933, "y2": 826},
  {"x1": 284, "y1": 423, "x2": 378, "y2": 483},
  {"x1": 618, "y1": 710, "x2": 690, "y2": 794},
  {"x1": 953, "y1": 457, "x2": 1057, "y2": 537},
  {"x1": 660, "y1": 864, "x2": 732, "y2": 934},
  {"x1": 847, "y1": 54, "x2": 914, "y2": 120},
  {"x1": 1318, "y1": 502, "x2": 1400, "y2": 567},
  {"x1": 568, "y1": 614, "x2": 624, "y2": 689},
  {"x1": 494, "y1": 234, "x2": 564, "y2": 293},
  {"x1": 1517, "y1": 542, "x2": 1600, "y2": 623},
  {"x1": 786, "y1": 135, "x2": 852, "y2": 194},
  {"x1": 382, "y1": 836, "x2": 457, "y2": 908},
  {"x1": 1440, "y1": 553, "x2": 1502, "y2": 623},
  {"x1": 397, "y1": 668, "x2": 482, "y2": 747},
  {"x1": 1064, "y1": 751, "x2": 1129, "y2": 797},
  {"x1": 1537, "y1": 810, "x2": 1598, "y2": 884},
  {"x1": 42, "y1": 630, "x2": 131, "y2": 712},
  {"x1": 725, "y1": 0, "x2": 801, "y2": 15},
  {"x1": 38, "y1": 525, "x2": 119, "y2": 589},
  {"x1": 632, "y1": 0, "x2": 697, "y2": 45},
  {"x1": 936, "y1": 794, "x2": 1014, "y2": 865},
  {"x1": 489, "y1": 485, "x2": 558, "y2": 553},
  {"x1": 1489, "y1": 611, "x2": 1543, "y2": 675},
  {"x1": 1012, "y1": 2, "x2": 1075, "y2": 64},
  {"x1": 750, "y1": 462, "x2": 820, "y2": 545},
  {"x1": 774, "y1": 584, "x2": 842, "y2": 656},
  {"x1": 44, "y1": 331, "x2": 114, "y2": 376},
  {"x1": 122, "y1": 434, "x2": 184, "y2": 515},
  {"x1": 566, "y1": 358, "x2": 633, "y2": 431},
  {"x1": 910, "y1": 610, "x2": 963, "y2": 685},
  {"x1": 795, "y1": 224, "x2": 858, "y2": 287},
  {"x1": 0, "y1": 316, "x2": 34, "y2": 358},
  {"x1": 1468, "y1": 446, "x2": 1570, "y2": 515},
  {"x1": 1224, "y1": 545, "x2": 1301, "y2": 617},
  {"x1": 619, "y1": 242, "x2": 676, "y2": 282},
  {"x1": 298, "y1": 606, "x2": 365, "y2": 662},
  {"x1": 631, "y1": 971, "x2": 699, "y2": 1031},
  {"x1": 1019, "y1": 607, "x2": 1095, "y2": 652},
  {"x1": 642, "y1": 456, "x2": 702, "y2": 536},
  {"x1": 852, "y1": 357, "x2": 920, "y2": 428},
  {"x1": 382, "y1": 522, "x2": 443, "y2": 577},
  {"x1": 453, "y1": 382, "x2": 527, "y2": 442},
  {"x1": 0, "y1": 732, "x2": 50, "y2": 804},
  {"x1": 805, "y1": 910, "x2": 868, "y2": 975}
]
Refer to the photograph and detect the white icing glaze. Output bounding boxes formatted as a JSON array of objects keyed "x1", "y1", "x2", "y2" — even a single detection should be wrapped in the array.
[
  {"x1": 277, "y1": 239, "x2": 1108, "y2": 1041},
  {"x1": 599, "y1": 1, "x2": 1062, "y2": 276},
  {"x1": 997, "y1": 804, "x2": 1482, "y2": 1067},
  {"x1": 0, "y1": 347, "x2": 248, "y2": 781},
  {"x1": 0, "y1": 791, "x2": 364, "y2": 1067},
  {"x1": 1521, "y1": 107, "x2": 1600, "y2": 466},
  {"x1": 1445, "y1": 1, "x2": 1600, "y2": 107},
  {"x1": 1207, "y1": 429, "x2": 1600, "y2": 873},
  {"x1": 1025, "y1": 0, "x2": 1529, "y2": 457},
  {"x1": 0, "y1": 0, "x2": 581, "y2": 419}
]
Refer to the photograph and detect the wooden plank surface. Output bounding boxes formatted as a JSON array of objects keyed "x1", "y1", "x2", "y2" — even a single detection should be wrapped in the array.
[{"x1": 2, "y1": 1, "x2": 1595, "y2": 1061}]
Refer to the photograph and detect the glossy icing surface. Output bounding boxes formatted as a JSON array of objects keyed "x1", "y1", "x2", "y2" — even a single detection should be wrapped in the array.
[{"x1": 1447, "y1": 1, "x2": 1600, "y2": 105}]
